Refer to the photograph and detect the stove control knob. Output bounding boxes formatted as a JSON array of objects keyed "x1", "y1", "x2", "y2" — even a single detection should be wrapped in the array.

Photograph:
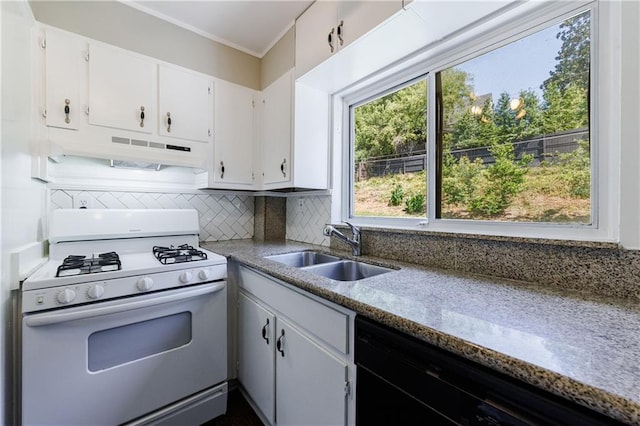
[
  {"x1": 57, "y1": 288, "x2": 76, "y2": 304},
  {"x1": 137, "y1": 277, "x2": 154, "y2": 292},
  {"x1": 198, "y1": 269, "x2": 210, "y2": 281},
  {"x1": 179, "y1": 271, "x2": 193, "y2": 284},
  {"x1": 87, "y1": 284, "x2": 105, "y2": 300}
]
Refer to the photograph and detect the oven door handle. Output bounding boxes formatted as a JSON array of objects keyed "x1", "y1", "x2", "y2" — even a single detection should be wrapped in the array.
[{"x1": 25, "y1": 282, "x2": 225, "y2": 327}]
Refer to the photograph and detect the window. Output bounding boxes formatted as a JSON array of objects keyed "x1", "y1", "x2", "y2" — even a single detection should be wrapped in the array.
[
  {"x1": 352, "y1": 79, "x2": 427, "y2": 218},
  {"x1": 349, "y1": 7, "x2": 595, "y2": 231}
]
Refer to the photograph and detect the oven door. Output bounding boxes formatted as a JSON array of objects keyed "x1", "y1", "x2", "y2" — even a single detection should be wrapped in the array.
[{"x1": 22, "y1": 282, "x2": 227, "y2": 426}]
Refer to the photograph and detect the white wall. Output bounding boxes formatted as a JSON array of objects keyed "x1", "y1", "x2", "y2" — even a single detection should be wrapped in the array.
[{"x1": 1, "y1": 1, "x2": 46, "y2": 423}]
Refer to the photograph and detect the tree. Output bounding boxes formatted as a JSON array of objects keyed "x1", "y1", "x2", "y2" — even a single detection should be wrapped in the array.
[
  {"x1": 354, "y1": 80, "x2": 427, "y2": 161},
  {"x1": 541, "y1": 82, "x2": 588, "y2": 133},
  {"x1": 542, "y1": 11, "x2": 590, "y2": 93}
]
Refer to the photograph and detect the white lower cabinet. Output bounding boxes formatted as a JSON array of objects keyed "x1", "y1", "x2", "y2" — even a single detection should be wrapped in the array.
[
  {"x1": 237, "y1": 265, "x2": 354, "y2": 426},
  {"x1": 275, "y1": 318, "x2": 348, "y2": 426},
  {"x1": 238, "y1": 292, "x2": 276, "y2": 424}
]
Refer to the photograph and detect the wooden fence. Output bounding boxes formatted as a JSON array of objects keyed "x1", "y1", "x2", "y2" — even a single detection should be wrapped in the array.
[{"x1": 355, "y1": 128, "x2": 588, "y2": 181}]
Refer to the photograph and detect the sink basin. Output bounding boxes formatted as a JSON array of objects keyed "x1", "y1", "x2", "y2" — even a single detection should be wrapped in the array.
[
  {"x1": 303, "y1": 260, "x2": 393, "y2": 281},
  {"x1": 265, "y1": 251, "x2": 341, "y2": 267}
]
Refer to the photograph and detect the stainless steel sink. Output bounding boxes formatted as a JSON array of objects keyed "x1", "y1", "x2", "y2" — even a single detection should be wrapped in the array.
[
  {"x1": 302, "y1": 260, "x2": 393, "y2": 281},
  {"x1": 265, "y1": 251, "x2": 341, "y2": 267}
]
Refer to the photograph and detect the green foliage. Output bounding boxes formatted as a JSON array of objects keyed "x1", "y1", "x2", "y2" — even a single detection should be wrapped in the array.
[
  {"x1": 388, "y1": 185, "x2": 405, "y2": 206},
  {"x1": 442, "y1": 155, "x2": 484, "y2": 205},
  {"x1": 541, "y1": 82, "x2": 589, "y2": 133},
  {"x1": 543, "y1": 11, "x2": 591, "y2": 93},
  {"x1": 466, "y1": 144, "x2": 533, "y2": 216},
  {"x1": 404, "y1": 193, "x2": 425, "y2": 215},
  {"x1": 354, "y1": 80, "x2": 427, "y2": 161},
  {"x1": 442, "y1": 144, "x2": 532, "y2": 217},
  {"x1": 558, "y1": 140, "x2": 590, "y2": 198}
]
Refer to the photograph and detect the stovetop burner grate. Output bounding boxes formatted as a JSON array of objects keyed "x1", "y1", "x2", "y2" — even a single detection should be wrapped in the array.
[
  {"x1": 56, "y1": 252, "x2": 122, "y2": 277},
  {"x1": 153, "y1": 244, "x2": 208, "y2": 264}
]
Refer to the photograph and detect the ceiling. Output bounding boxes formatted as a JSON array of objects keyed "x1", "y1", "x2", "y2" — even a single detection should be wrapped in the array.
[{"x1": 125, "y1": 1, "x2": 314, "y2": 58}]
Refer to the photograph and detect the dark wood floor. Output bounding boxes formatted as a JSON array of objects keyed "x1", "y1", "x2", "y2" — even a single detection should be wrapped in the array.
[{"x1": 204, "y1": 389, "x2": 264, "y2": 426}]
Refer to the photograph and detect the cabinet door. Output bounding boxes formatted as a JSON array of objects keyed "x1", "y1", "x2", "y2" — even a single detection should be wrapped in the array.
[
  {"x1": 275, "y1": 318, "x2": 348, "y2": 426},
  {"x1": 45, "y1": 28, "x2": 85, "y2": 130},
  {"x1": 213, "y1": 80, "x2": 255, "y2": 186},
  {"x1": 158, "y1": 64, "x2": 212, "y2": 143},
  {"x1": 337, "y1": 1, "x2": 402, "y2": 48},
  {"x1": 238, "y1": 292, "x2": 276, "y2": 424},
  {"x1": 295, "y1": 0, "x2": 338, "y2": 78},
  {"x1": 88, "y1": 43, "x2": 154, "y2": 134},
  {"x1": 261, "y1": 70, "x2": 292, "y2": 187}
]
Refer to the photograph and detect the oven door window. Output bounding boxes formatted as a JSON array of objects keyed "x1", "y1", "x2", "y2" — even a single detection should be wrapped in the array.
[{"x1": 88, "y1": 311, "x2": 192, "y2": 371}]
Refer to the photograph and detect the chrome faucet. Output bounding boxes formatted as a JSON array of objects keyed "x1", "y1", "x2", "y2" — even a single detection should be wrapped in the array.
[{"x1": 323, "y1": 222, "x2": 361, "y2": 256}]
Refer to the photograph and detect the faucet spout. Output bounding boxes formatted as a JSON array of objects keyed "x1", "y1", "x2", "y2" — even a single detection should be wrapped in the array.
[{"x1": 322, "y1": 222, "x2": 361, "y2": 256}]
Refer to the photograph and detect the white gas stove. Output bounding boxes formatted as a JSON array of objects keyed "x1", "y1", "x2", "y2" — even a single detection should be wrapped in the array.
[
  {"x1": 22, "y1": 209, "x2": 227, "y2": 312},
  {"x1": 21, "y1": 209, "x2": 229, "y2": 426}
]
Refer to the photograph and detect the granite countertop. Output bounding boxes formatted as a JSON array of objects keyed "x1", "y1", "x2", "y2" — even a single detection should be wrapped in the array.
[{"x1": 203, "y1": 239, "x2": 640, "y2": 425}]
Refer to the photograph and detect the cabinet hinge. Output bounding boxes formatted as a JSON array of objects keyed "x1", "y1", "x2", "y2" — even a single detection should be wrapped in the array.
[
  {"x1": 252, "y1": 100, "x2": 255, "y2": 108},
  {"x1": 344, "y1": 381, "x2": 351, "y2": 397},
  {"x1": 40, "y1": 38, "x2": 46, "y2": 49},
  {"x1": 42, "y1": 109, "x2": 47, "y2": 118},
  {"x1": 208, "y1": 86, "x2": 212, "y2": 95},
  {"x1": 84, "y1": 51, "x2": 89, "y2": 62},
  {"x1": 236, "y1": 360, "x2": 240, "y2": 372}
]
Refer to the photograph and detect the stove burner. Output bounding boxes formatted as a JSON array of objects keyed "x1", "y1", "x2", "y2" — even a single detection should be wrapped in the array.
[
  {"x1": 153, "y1": 244, "x2": 208, "y2": 264},
  {"x1": 56, "y1": 252, "x2": 122, "y2": 277}
]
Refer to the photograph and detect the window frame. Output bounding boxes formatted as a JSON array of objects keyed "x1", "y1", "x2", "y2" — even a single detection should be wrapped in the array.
[{"x1": 335, "y1": 0, "x2": 619, "y2": 242}]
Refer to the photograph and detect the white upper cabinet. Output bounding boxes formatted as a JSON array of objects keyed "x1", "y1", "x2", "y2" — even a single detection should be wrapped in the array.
[
  {"x1": 295, "y1": 0, "x2": 402, "y2": 79},
  {"x1": 39, "y1": 25, "x2": 212, "y2": 169},
  {"x1": 260, "y1": 69, "x2": 293, "y2": 188},
  {"x1": 44, "y1": 28, "x2": 85, "y2": 130},
  {"x1": 336, "y1": 1, "x2": 403, "y2": 48},
  {"x1": 158, "y1": 64, "x2": 212, "y2": 144},
  {"x1": 211, "y1": 79, "x2": 256, "y2": 188},
  {"x1": 295, "y1": 1, "x2": 338, "y2": 78},
  {"x1": 256, "y1": 69, "x2": 329, "y2": 191},
  {"x1": 88, "y1": 43, "x2": 155, "y2": 134}
]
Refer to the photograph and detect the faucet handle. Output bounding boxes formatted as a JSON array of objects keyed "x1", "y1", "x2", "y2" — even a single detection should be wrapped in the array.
[
  {"x1": 344, "y1": 221, "x2": 360, "y2": 238},
  {"x1": 322, "y1": 224, "x2": 334, "y2": 237}
]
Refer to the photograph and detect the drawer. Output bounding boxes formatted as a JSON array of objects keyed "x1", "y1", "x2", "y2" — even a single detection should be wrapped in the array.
[{"x1": 238, "y1": 266, "x2": 349, "y2": 355}]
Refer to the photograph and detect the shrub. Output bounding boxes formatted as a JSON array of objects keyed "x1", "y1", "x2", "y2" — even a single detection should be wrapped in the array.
[
  {"x1": 442, "y1": 155, "x2": 483, "y2": 205},
  {"x1": 404, "y1": 193, "x2": 425, "y2": 214},
  {"x1": 558, "y1": 140, "x2": 590, "y2": 199},
  {"x1": 388, "y1": 185, "x2": 405, "y2": 206}
]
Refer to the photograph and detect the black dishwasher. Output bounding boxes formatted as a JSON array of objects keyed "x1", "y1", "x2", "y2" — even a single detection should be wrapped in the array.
[{"x1": 355, "y1": 315, "x2": 624, "y2": 426}]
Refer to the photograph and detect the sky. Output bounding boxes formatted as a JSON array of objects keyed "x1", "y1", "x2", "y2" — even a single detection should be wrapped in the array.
[{"x1": 456, "y1": 22, "x2": 564, "y2": 101}]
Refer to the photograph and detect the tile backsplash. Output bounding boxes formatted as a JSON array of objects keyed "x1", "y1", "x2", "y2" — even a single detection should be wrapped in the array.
[
  {"x1": 50, "y1": 190, "x2": 254, "y2": 242},
  {"x1": 286, "y1": 195, "x2": 331, "y2": 246}
]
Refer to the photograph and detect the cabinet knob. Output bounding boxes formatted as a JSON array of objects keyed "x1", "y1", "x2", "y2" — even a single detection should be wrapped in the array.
[
  {"x1": 280, "y1": 158, "x2": 287, "y2": 178},
  {"x1": 64, "y1": 99, "x2": 71, "y2": 124},
  {"x1": 328, "y1": 28, "x2": 335, "y2": 53},
  {"x1": 261, "y1": 318, "x2": 270, "y2": 345},
  {"x1": 140, "y1": 105, "x2": 145, "y2": 127},
  {"x1": 276, "y1": 329, "x2": 285, "y2": 357},
  {"x1": 220, "y1": 161, "x2": 225, "y2": 179},
  {"x1": 337, "y1": 20, "x2": 344, "y2": 46},
  {"x1": 166, "y1": 112, "x2": 172, "y2": 132}
]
